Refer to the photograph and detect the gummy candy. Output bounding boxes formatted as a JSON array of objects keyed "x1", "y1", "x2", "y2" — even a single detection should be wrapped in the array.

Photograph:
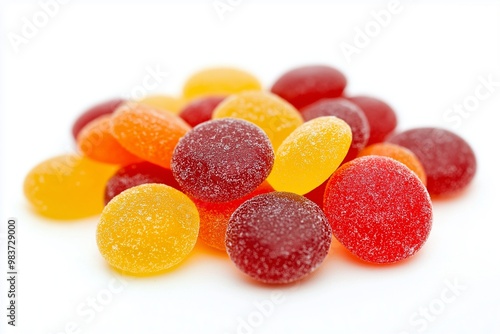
[
  {"x1": 226, "y1": 192, "x2": 332, "y2": 284},
  {"x1": 77, "y1": 115, "x2": 142, "y2": 165},
  {"x1": 97, "y1": 184, "x2": 199, "y2": 275},
  {"x1": 24, "y1": 154, "x2": 117, "y2": 219},
  {"x1": 72, "y1": 98, "x2": 124, "y2": 140},
  {"x1": 388, "y1": 128, "x2": 476, "y2": 196},
  {"x1": 271, "y1": 65, "x2": 347, "y2": 110},
  {"x1": 171, "y1": 118, "x2": 274, "y2": 202},
  {"x1": 193, "y1": 181, "x2": 274, "y2": 251},
  {"x1": 358, "y1": 142, "x2": 427, "y2": 185},
  {"x1": 183, "y1": 67, "x2": 261, "y2": 99},
  {"x1": 138, "y1": 95, "x2": 185, "y2": 114},
  {"x1": 104, "y1": 161, "x2": 180, "y2": 204},
  {"x1": 212, "y1": 91, "x2": 303, "y2": 151},
  {"x1": 301, "y1": 98, "x2": 369, "y2": 162},
  {"x1": 111, "y1": 102, "x2": 191, "y2": 169},
  {"x1": 267, "y1": 116, "x2": 351, "y2": 195},
  {"x1": 324, "y1": 156, "x2": 432, "y2": 263},
  {"x1": 348, "y1": 95, "x2": 397, "y2": 145},
  {"x1": 179, "y1": 96, "x2": 225, "y2": 127}
]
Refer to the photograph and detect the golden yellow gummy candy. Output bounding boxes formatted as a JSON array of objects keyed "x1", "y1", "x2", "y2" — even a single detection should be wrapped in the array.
[
  {"x1": 96, "y1": 184, "x2": 200, "y2": 275},
  {"x1": 267, "y1": 116, "x2": 352, "y2": 195},
  {"x1": 138, "y1": 95, "x2": 185, "y2": 114},
  {"x1": 23, "y1": 154, "x2": 117, "y2": 219}
]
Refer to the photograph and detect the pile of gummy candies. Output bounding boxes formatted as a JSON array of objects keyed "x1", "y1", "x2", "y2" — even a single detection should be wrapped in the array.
[{"x1": 24, "y1": 65, "x2": 477, "y2": 284}]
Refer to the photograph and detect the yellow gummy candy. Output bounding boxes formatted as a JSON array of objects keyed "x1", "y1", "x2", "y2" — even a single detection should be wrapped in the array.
[
  {"x1": 212, "y1": 91, "x2": 303, "y2": 151},
  {"x1": 137, "y1": 95, "x2": 185, "y2": 114},
  {"x1": 267, "y1": 116, "x2": 352, "y2": 195},
  {"x1": 96, "y1": 184, "x2": 199, "y2": 275},
  {"x1": 183, "y1": 67, "x2": 261, "y2": 99},
  {"x1": 23, "y1": 154, "x2": 117, "y2": 219}
]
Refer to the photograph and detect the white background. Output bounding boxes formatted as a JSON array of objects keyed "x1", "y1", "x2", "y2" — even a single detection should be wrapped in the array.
[{"x1": 1, "y1": 1, "x2": 500, "y2": 334}]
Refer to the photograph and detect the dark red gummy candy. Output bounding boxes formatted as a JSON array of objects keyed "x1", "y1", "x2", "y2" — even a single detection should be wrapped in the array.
[
  {"x1": 72, "y1": 98, "x2": 124, "y2": 140},
  {"x1": 178, "y1": 96, "x2": 225, "y2": 128}
]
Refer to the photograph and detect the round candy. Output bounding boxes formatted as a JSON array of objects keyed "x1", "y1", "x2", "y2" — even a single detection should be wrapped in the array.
[
  {"x1": 348, "y1": 95, "x2": 397, "y2": 145},
  {"x1": 77, "y1": 115, "x2": 142, "y2": 165},
  {"x1": 301, "y1": 98, "x2": 370, "y2": 162},
  {"x1": 388, "y1": 128, "x2": 476, "y2": 196},
  {"x1": 358, "y1": 143, "x2": 427, "y2": 185},
  {"x1": 271, "y1": 65, "x2": 347, "y2": 110},
  {"x1": 267, "y1": 116, "x2": 352, "y2": 195},
  {"x1": 179, "y1": 96, "x2": 225, "y2": 127},
  {"x1": 171, "y1": 118, "x2": 274, "y2": 202},
  {"x1": 193, "y1": 181, "x2": 274, "y2": 251},
  {"x1": 212, "y1": 91, "x2": 303, "y2": 151},
  {"x1": 24, "y1": 154, "x2": 117, "y2": 219},
  {"x1": 324, "y1": 156, "x2": 433, "y2": 264},
  {"x1": 183, "y1": 67, "x2": 261, "y2": 99},
  {"x1": 137, "y1": 95, "x2": 185, "y2": 114},
  {"x1": 97, "y1": 184, "x2": 199, "y2": 275},
  {"x1": 72, "y1": 98, "x2": 124, "y2": 140},
  {"x1": 104, "y1": 161, "x2": 181, "y2": 204},
  {"x1": 111, "y1": 102, "x2": 191, "y2": 169},
  {"x1": 226, "y1": 192, "x2": 332, "y2": 284}
]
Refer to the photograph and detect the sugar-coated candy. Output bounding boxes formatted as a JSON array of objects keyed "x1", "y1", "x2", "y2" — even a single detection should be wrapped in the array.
[
  {"x1": 24, "y1": 154, "x2": 117, "y2": 219},
  {"x1": 183, "y1": 67, "x2": 261, "y2": 99},
  {"x1": 302, "y1": 98, "x2": 369, "y2": 162},
  {"x1": 97, "y1": 184, "x2": 199, "y2": 275},
  {"x1": 324, "y1": 156, "x2": 432, "y2": 263},
  {"x1": 172, "y1": 118, "x2": 274, "y2": 202},
  {"x1": 267, "y1": 116, "x2": 351, "y2": 195},
  {"x1": 104, "y1": 161, "x2": 180, "y2": 204},
  {"x1": 138, "y1": 95, "x2": 185, "y2": 114},
  {"x1": 348, "y1": 95, "x2": 397, "y2": 145},
  {"x1": 179, "y1": 96, "x2": 225, "y2": 127},
  {"x1": 358, "y1": 143, "x2": 427, "y2": 185},
  {"x1": 77, "y1": 115, "x2": 142, "y2": 165},
  {"x1": 212, "y1": 91, "x2": 303, "y2": 151},
  {"x1": 388, "y1": 128, "x2": 476, "y2": 196},
  {"x1": 193, "y1": 181, "x2": 274, "y2": 251},
  {"x1": 111, "y1": 102, "x2": 191, "y2": 169},
  {"x1": 271, "y1": 65, "x2": 347, "y2": 110},
  {"x1": 226, "y1": 192, "x2": 332, "y2": 284},
  {"x1": 72, "y1": 98, "x2": 124, "y2": 140}
]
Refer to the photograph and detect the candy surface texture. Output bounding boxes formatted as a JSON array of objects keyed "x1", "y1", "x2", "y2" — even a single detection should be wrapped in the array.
[{"x1": 72, "y1": 98, "x2": 124, "y2": 140}]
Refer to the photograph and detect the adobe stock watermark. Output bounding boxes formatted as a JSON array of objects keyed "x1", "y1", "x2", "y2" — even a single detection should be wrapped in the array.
[
  {"x1": 125, "y1": 64, "x2": 169, "y2": 101},
  {"x1": 339, "y1": 0, "x2": 403, "y2": 63},
  {"x1": 443, "y1": 74, "x2": 499, "y2": 128},
  {"x1": 398, "y1": 278, "x2": 467, "y2": 334},
  {"x1": 6, "y1": 0, "x2": 71, "y2": 54},
  {"x1": 49, "y1": 276, "x2": 128, "y2": 334},
  {"x1": 212, "y1": 0, "x2": 243, "y2": 21}
]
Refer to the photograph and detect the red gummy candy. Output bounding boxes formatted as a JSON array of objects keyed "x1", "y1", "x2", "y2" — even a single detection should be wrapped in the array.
[
  {"x1": 104, "y1": 162, "x2": 180, "y2": 204},
  {"x1": 271, "y1": 65, "x2": 347, "y2": 110},
  {"x1": 72, "y1": 98, "x2": 124, "y2": 140},
  {"x1": 226, "y1": 192, "x2": 332, "y2": 284},
  {"x1": 301, "y1": 98, "x2": 370, "y2": 162},
  {"x1": 388, "y1": 128, "x2": 476, "y2": 196},
  {"x1": 348, "y1": 95, "x2": 397, "y2": 145},
  {"x1": 324, "y1": 156, "x2": 432, "y2": 264},
  {"x1": 179, "y1": 96, "x2": 225, "y2": 128},
  {"x1": 171, "y1": 118, "x2": 274, "y2": 202}
]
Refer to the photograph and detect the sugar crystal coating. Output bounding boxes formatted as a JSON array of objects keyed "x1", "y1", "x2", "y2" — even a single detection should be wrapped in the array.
[
  {"x1": 104, "y1": 161, "x2": 181, "y2": 204},
  {"x1": 24, "y1": 154, "x2": 117, "y2": 219},
  {"x1": 271, "y1": 65, "x2": 347, "y2": 110},
  {"x1": 72, "y1": 98, "x2": 124, "y2": 140},
  {"x1": 226, "y1": 192, "x2": 332, "y2": 284},
  {"x1": 388, "y1": 127, "x2": 476, "y2": 196},
  {"x1": 324, "y1": 156, "x2": 433, "y2": 263},
  {"x1": 212, "y1": 91, "x2": 303, "y2": 151},
  {"x1": 179, "y1": 96, "x2": 225, "y2": 127},
  {"x1": 348, "y1": 95, "x2": 397, "y2": 144},
  {"x1": 171, "y1": 118, "x2": 274, "y2": 202},
  {"x1": 267, "y1": 116, "x2": 352, "y2": 195},
  {"x1": 97, "y1": 184, "x2": 199, "y2": 275},
  {"x1": 111, "y1": 102, "x2": 191, "y2": 169},
  {"x1": 77, "y1": 115, "x2": 142, "y2": 165},
  {"x1": 302, "y1": 98, "x2": 369, "y2": 162}
]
